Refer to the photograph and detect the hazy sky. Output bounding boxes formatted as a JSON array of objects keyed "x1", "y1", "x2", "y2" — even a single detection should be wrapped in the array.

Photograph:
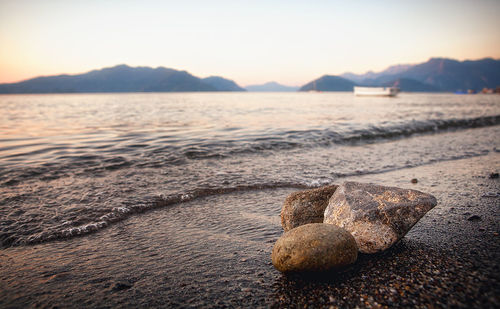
[{"x1": 1, "y1": 0, "x2": 499, "y2": 86}]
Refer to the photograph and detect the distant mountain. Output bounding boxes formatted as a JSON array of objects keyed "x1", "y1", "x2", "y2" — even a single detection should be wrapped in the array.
[
  {"x1": 299, "y1": 75, "x2": 356, "y2": 92},
  {"x1": 246, "y1": 81, "x2": 298, "y2": 92},
  {"x1": 202, "y1": 76, "x2": 246, "y2": 91},
  {"x1": 2, "y1": 58, "x2": 498, "y2": 94},
  {"x1": 0, "y1": 65, "x2": 245, "y2": 93},
  {"x1": 342, "y1": 58, "x2": 500, "y2": 92},
  {"x1": 387, "y1": 58, "x2": 500, "y2": 92},
  {"x1": 382, "y1": 78, "x2": 440, "y2": 92},
  {"x1": 341, "y1": 64, "x2": 414, "y2": 84}
]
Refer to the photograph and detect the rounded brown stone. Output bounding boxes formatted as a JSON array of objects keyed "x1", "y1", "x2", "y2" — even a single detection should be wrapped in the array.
[{"x1": 271, "y1": 223, "x2": 358, "y2": 273}]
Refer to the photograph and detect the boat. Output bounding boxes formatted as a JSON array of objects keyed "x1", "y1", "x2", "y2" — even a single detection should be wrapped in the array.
[{"x1": 353, "y1": 86, "x2": 399, "y2": 97}]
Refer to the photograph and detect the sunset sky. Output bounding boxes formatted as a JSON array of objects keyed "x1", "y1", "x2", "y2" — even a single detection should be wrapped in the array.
[{"x1": 1, "y1": 0, "x2": 499, "y2": 86}]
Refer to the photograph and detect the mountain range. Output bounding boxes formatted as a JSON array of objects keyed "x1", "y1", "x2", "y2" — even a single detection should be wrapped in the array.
[
  {"x1": 0, "y1": 65, "x2": 245, "y2": 93},
  {"x1": 246, "y1": 81, "x2": 298, "y2": 92},
  {"x1": 0, "y1": 58, "x2": 498, "y2": 93},
  {"x1": 340, "y1": 64, "x2": 414, "y2": 84},
  {"x1": 303, "y1": 57, "x2": 500, "y2": 92}
]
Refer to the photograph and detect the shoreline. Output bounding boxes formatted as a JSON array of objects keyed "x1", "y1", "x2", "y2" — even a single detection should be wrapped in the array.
[{"x1": 1, "y1": 153, "x2": 499, "y2": 307}]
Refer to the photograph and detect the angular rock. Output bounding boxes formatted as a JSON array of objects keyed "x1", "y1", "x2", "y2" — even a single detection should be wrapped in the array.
[
  {"x1": 324, "y1": 182, "x2": 437, "y2": 254},
  {"x1": 281, "y1": 185, "x2": 338, "y2": 232},
  {"x1": 271, "y1": 223, "x2": 358, "y2": 273}
]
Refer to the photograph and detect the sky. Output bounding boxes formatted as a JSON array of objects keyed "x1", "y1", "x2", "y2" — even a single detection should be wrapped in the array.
[{"x1": 1, "y1": 0, "x2": 499, "y2": 86}]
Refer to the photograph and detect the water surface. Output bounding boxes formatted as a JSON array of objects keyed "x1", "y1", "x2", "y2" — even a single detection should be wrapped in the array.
[{"x1": 0, "y1": 92, "x2": 499, "y2": 246}]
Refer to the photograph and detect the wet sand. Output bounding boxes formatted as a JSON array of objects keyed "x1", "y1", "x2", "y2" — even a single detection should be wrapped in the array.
[{"x1": 1, "y1": 153, "x2": 499, "y2": 308}]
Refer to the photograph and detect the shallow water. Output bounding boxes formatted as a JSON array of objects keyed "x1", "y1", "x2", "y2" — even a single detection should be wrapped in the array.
[
  {"x1": 0, "y1": 92, "x2": 499, "y2": 247},
  {"x1": 1, "y1": 153, "x2": 498, "y2": 308}
]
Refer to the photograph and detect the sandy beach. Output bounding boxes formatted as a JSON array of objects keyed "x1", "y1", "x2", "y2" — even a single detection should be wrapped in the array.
[{"x1": 1, "y1": 151, "x2": 498, "y2": 308}]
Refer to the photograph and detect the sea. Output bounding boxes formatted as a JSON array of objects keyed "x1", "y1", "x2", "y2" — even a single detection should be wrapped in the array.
[{"x1": 0, "y1": 92, "x2": 499, "y2": 248}]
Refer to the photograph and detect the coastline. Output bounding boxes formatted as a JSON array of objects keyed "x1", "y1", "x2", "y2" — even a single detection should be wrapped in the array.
[{"x1": 1, "y1": 152, "x2": 499, "y2": 308}]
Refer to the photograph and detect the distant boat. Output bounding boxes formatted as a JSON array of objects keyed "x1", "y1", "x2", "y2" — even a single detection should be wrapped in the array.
[{"x1": 354, "y1": 86, "x2": 399, "y2": 97}]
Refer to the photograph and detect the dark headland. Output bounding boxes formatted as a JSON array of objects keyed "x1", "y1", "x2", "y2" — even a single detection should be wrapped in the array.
[
  {"x1": 0, "y1": 65, "x2": 246, "y2": 94},
  {"x1": 301, "y1": 58, "x2": 500, "y2": 92}
]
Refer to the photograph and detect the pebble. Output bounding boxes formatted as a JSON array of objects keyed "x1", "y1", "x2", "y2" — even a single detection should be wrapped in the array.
[
  {"x1": 482, "y1": 192, "x2": 500, "y2": 198},
  {"x1": 467, "y1": 215, "x2": 481, "y2": 221},
  {"x1": 271, "y1": 223, "x2": 358, "y2": 272},
  {"x1": 112, "y1": 282, "x2": 132, "y2": 291}
]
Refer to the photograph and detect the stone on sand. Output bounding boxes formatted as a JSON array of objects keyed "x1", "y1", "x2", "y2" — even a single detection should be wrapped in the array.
[
  {"x1": 324, "y1": 181, "x2": 437, "y2": 254},
  {"x1": 271, "y1": 223, "x2": 358, "y2": 273},
  {"x1": 281, "y1": 185, "x2": 338, "y2": 232}
]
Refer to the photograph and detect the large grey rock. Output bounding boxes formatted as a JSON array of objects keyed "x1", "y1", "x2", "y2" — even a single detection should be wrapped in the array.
[
  {"x1": 281, "y1": 185, "x2": 338, "y2": 232},
  {"x1": 324, "y1": 182, "x2": 437, "y2": 254},
  {"x1": 271, "y1": 223, "x2": 358, "y2": 272}
]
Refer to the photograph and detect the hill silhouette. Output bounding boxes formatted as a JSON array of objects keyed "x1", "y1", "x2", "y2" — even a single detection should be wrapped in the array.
[
  {"x1": 1, "y1": 58, "x2": 498, "y2": 94},
  {"x1": 299, "y1": 75, "x2": 356, "y2": 92},
  {"x1": 381, "y1": 78, "x2": 439, "y2": 92},
  {"x1": 246, "y1": 82, "x2": 298, "y2": 92},
  {"x1": 202, "y1": 76, "x2": 246, "y2": 91},
  {"x1": 0, "y1": 65, "x2": 245, "y2": 93},
  {"x1": 339, "y1": 58, "x2": 500, "y2": 92}
]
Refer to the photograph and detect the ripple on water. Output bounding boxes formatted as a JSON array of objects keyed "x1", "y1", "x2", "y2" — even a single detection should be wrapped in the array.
[{"x1": 1, "y1": 94, "x2": 500, "y2": 248}]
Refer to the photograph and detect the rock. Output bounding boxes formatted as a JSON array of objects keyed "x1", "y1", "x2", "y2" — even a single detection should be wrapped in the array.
[
  {"x1": 467, "y1": 215, "x2": 481, "y2": 221},
  {"x1": 112, "y1": 282, "x2": 132, "y2": 291},
  {"x1": 411, "y1": 178, "x2": 418, "y2": 184},
  {"x1": 281, "y1": 185, "x2": 338, "y2": 232},
  {"x1": 488, "y1": 172, "x2": 499, "y2": 179},
  {"x1": 324, "y1": 182, "x2": 437, "y2": 254},
  {"x1": 482, "y1": 192, "x2": 500, "y2": 198},
  {"x1": 271, "y1": 223, "x2": 358, "y2": 273}
]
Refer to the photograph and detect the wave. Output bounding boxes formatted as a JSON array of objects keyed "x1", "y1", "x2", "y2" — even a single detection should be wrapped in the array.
[
  {"x1": 139, "y1": 114, "x2": 500, "y2": 159},
  {"x1": 16, "y1": 182, "x2": 311, "y2": 247},
  {"x1": 1, "y1": 115, "x2": 499, "y2": 187},
  {"x1": 222, "y1": 114, "x2": 500, "y2": 155},
  {"x1": 5, "y1": 145, "x2": 496, "y2": 248}
]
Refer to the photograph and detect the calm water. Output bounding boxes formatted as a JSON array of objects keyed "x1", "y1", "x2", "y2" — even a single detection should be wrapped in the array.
[{"x1": 0, "y1": 92, "x2": 499, "y2": 247}]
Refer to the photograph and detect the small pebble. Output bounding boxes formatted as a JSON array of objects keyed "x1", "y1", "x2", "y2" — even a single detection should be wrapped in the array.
[
  {"x1": 112, "y1": 282, "x2": 132, "y2": 291},
  {"x1": 411, "y1": 178, "x2": 418, "y2": 184},
  {"x1": 482, "y1": 192, "x2": 500, "y2": 198},
  {"x1": 467, "y1": 215, "x2": 481, "y2": 221}
]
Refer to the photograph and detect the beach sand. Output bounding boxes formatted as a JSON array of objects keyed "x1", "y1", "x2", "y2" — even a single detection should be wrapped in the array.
[{"x1": 0, "y1": 153, "x2": 499, "y2": 308}]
